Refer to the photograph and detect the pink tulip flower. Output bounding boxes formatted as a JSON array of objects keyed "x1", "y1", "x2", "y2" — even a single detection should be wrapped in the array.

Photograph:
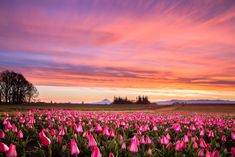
[
  {"x1": 11, "y1": 124, "x2": 18, "y2": 133},
  {"x1": 0, "y1": 142, "x2": 9, "y2": 152},
  {"x1": 109, "y1": 152, "x2": 114, "y2": 157},
  {"x1": 160, "y1": 135, "x2": 169, "y2": 145},
  {"x1": 17, "y1": 130, "x2": 23, "y2": 139},
  {"x1": 147, "y1": 148, "x2": 152, "y2": 155},
  {"x1": 199, "y1": 138, "x2": 207, "y2": 148},
  {"x1": 231, "y1": 147, "x2": 235, "y2": 157},
  {"x1": 95, "y1": 123, "x2": 103, "y2": 133},
  {"x1": 121, "y1": 142, "x2": 126, "y2": 149},
  {"x1": 88, "y1": 134, "x2": 97, "y2": 148},
  {"x1": 183, "y1": 135, "x2": 189, "y2": 143},
  {"x1": 208, "y1": 130, "x2": 214, "y2": 138},
  {"x1": 91, "y1": 146, "x2": 102, "y2": 157},
  {"x1": 145, "y1": 135, "x2": 152, "y2": 144},
  {"x1": 212, "y1": 150, "x2": 219, "y2": 157},
  {"x1": 200, "y1": 130, "x2": 205, "y2": 137},
  {"x1": 192, "y1": 141, "x2": 198, "y2": 149},
  {"x1": 190, "y1": 124, "x2": 196, "y2": 131},
  {"x1": 75, "y1": 124, "x2": 83, "y2": 134},
  {"x1": 175, "y1": 140, "x2": 186, "y2": 152},
  {"x1": 103, "y1": 125, "x2": 110, "y2": 137},
  {"x1": 166, "y1": 142, "x2": 173, "y2": 150},
  {"x1": 83, "y1": 131, "x2": 89, "y2": 138},
  {"x1": 139, "y1": 136, "x2": 145, "y2": 144},
  {"x1": 7, "y1": 144, "x2": 17, "y2": 157},
  {"x1": 70, "y1": 139, "x2": 80, "y2": 156},
  {"x1": 57, "y1": 135, "x2": 61, "y2": 143},
  {"x1": 59, "y1": 128, "x2": 65, "y2": 136},
  {"x1": 0, "y1": 131, "x2": 5, "y2": 139},
  {"x1": 232, "y1": 132, "x2": 235, "y2": 141},
  {"x1": 221, "y1": 135, "x2": 226, "y2": 142},
  {"x1": 50, "y1": 129, "x2": 56, "y2": 136},
  {"x1": 206, "y1": 150, "x2": 212, "y2": 157},
  {"x1": 39, "y1": 131, "x2": 51, "y2": 146},
  {"x1": 129, "y1": 138, "x2": 138, "y2": 153},
  {"x1": 153, "y1": 126, "x2": 158, "y2": 131},
  {"x1": 198, "y1": 149, "x2": 205, "y2": 157},
  {"x1": 109, "y1": 128, "x2": 115, "y2": 137},
  {"x1": 175, "y1": 140, "x2": 182, "y2": 152}
]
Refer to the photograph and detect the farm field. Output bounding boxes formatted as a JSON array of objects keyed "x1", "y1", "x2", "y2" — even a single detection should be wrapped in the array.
[
  {"x1": 1, "y1": 0, "x2": 235, "y2": 157},
  {"x1": 0, "y1": 106, "x2": 234, "y2": 157},
  {"x1": 0, "y1": 103, "x2": 235, "y2": 113},
  {"x1": 157, "y1": 104, "x2": 235, "y2": 114}
]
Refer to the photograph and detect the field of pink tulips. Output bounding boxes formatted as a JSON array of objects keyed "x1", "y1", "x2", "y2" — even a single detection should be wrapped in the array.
[{"x1": 0, "y1": 110, "x2": 234, "y2": 157}]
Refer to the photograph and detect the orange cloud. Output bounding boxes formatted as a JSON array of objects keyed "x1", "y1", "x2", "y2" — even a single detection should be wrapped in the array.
[{"x1": 0, "y1": 0, "x2": 235, "y2": 101}]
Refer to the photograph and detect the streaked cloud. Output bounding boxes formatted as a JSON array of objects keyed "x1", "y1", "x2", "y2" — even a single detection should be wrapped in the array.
[{"x1": 0, "y1": 0, "x2": 235, "y2": 101}]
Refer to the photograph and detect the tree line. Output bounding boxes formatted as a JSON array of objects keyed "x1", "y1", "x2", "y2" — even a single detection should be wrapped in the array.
[
  {"x1": 0, "y1": 70, "x2": 38, "y2": 104},
  {"x1": 112, "y1": 96, "x2": 150, "y2": 104}
]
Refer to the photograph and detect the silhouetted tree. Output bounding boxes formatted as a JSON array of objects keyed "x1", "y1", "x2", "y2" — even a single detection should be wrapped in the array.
[
  {"x1": 25, "y1": 83, "x2": 39, "y2": 103},
  {"x1": 112, "y1": 96, "x2": 133, "y2": 104},
  {"x1": 0, "y1": 86, "x2": 2, "y2": 104},
  {"x1": 112, "y1": 95, "x2": 150, "y2": 104},
  {"x1": 0, "y1": 70, "x2": 38, "y2": 104}
]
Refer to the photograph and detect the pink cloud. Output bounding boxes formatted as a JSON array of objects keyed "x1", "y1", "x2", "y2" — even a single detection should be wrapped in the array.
[{"x1": 0, "y1": 0, "x2": 235, "y2": 99}]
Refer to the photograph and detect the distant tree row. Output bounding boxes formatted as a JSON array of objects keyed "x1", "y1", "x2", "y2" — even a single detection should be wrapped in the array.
[
  {"x1": 112, "y1": 96, "x2": 133, "y2": 104},
  {"x1": 0, "y1": 70, "x2": 38, "y2": 104},
  {"x1": 136, "y1": 96, "x2": 150, "y2": 104},
  {"x1": 112, "y1": 96, "x2": 150, "y2": 104}
]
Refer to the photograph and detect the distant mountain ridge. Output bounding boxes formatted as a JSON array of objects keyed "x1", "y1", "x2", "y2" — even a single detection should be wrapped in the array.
[
  {"x1": 155, "y1": 100, "x2": 235, "y2": 105},
  {"x1": 90, "y1": 99, "x2": 235, "y2": 105}
]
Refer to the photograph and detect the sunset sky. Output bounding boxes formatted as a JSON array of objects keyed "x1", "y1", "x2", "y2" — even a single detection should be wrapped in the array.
[{"x1": 0, "y1": 0, "x2": 235, "y2": 102}]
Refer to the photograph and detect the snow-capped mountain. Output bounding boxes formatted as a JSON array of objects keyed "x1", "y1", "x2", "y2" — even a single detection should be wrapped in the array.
[
  {"x1": 155, "y1": 100, "x2": 235, "y2": 105},
  {"x1": 93, "y1": 99, "x2": 112, "y2": 105}
]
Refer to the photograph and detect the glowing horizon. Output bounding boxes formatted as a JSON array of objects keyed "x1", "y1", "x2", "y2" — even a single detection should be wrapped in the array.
[
  {"x1": 1, "y1": 0, "x2": 235, "y2": 102},
  {"x1": 36, "y1": 86, "x2": 235, "y2": 103}
]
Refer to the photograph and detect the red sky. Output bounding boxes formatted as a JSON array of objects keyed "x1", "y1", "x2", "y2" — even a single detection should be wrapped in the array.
[{"x1": 0, "y1": 0, "x2": 235, "y2": 102}]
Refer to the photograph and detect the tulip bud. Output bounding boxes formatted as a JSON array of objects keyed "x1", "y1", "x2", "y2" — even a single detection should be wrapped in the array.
[
  {"x1": 39, "y1": 131, "x2": 51, "y2": 146},
  {"x1": 232, "y1": 132, "x2": 235, "y2": 141},
  {"x1": 121, "y1": 142, "x2": 126, "y2": 149},
  {"x1": 212, "y1": 150, "x2": 219, "y2": 157},
  {"x1": 206, "y1": 150, "x2": 212, "y2": 157},
  {"x1": 129, "y1": 138, "x2": 138, "y2": 153},
  {"x1": 0, "y1": 131, "x2": 5, "y2": 139},
  {"x1": 109, "y1": 152, "x2": 114, "y2": 157},
  {"x1": 145, "y1": 135, "x2": 152, "y2": 144},
  {"x1": 147, "y1": 148, "x2": 152, "y2": 155},
  {"x1": 140, "y1": 136, "x2": 145, "y2": 144},
  {"x1": 17, "y1": 130, "x2": 23, "y2": 139},
  {"x1": 91, "y1": 146, "x2": 102, "y2": 157},
  {"x1": 166, "y1": 142, "x2": 173, "y2": 150},
  {"x1": 231, "y1": 147, "x2": 235, "y2": 157},
  {"x1": 193, "y1": 142, "x2": 198, "y2": 149},
  {"x1": 7, "y1": 144, "x2": 17, "y2": 157},
  {"x1": 50, "y1": 129, "x2": 56, "y2": 136},
  {"x1": 221, "y1": 135, "x2": 226, "y2": 142},
  {"x1": 198, "y1": 149, "x2": 204, "y2": 157},
  {"x1": 88, "y1": 134, "x2": 97, "y2": 148},
  {"x1": 70, "y1": 139, "x2": 80, "y2": 156},
  {"x1": 0, "y1": 142, "x2": 9, "y2": 152}
]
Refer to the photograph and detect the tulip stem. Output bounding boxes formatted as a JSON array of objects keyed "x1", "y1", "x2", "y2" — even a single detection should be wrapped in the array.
[{"x1": 48, "y1": 145, "x2": 52, "y2": 157}]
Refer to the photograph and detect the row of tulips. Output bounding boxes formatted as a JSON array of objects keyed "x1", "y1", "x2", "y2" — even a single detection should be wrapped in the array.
[{"x1": 0, "y1": 110, "x2": 234, "y2": 157}]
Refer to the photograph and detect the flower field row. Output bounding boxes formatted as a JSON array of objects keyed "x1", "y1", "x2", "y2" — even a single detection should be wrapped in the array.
[{"x1": 0, "y1": 110, "x2": 234, "y2": 157}]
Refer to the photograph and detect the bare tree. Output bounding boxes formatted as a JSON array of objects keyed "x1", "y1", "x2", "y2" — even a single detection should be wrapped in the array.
[
  {"x1": 25, "y1": 83, "x2": 39, "y2": 103},
  {"x1": 0, "y1": 70, "x2": 12, "y2": 103},
  {"x1": 0, "y1": 83, "x2": 2, "y2": 104},
  {"x1": 0, "y1": 70, "x2": 39, "y2": 104}
]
